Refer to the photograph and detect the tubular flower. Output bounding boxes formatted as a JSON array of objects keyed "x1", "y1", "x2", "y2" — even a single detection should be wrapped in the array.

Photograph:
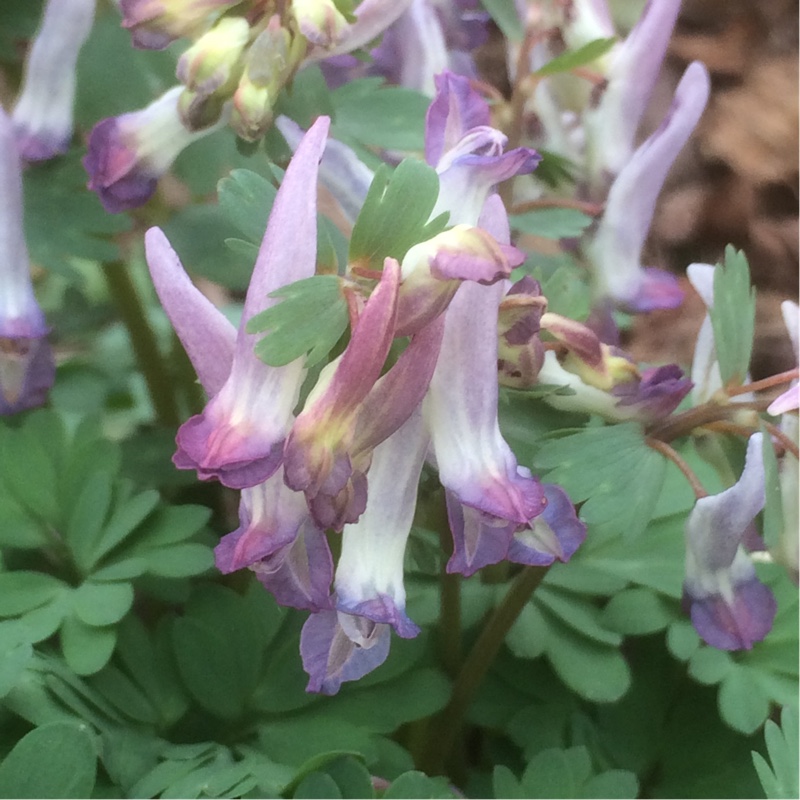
[
  {"x1": 84, "y1": 87, "x2": 227, "y2": 213},
  {"x1": 587, "y1": 62, "x2": 710, "y2": 312},
  {"x1": 174, "y1": 117, "x2": 329, "y2": 488},
  {"x1": 300, "y1": 409, "x2": 428, "y2": 694},
  {"x1": 144, "y1": 116, "x2": 330, "y2": 488},
  {"x1": 0, "y1": 105, "x2": 55, "y2": 415},
  {"x1": 12, "y1": 0, "x2": 96, "y2": 162},
  {"x1": 683, "y1": 434, "x2": 777, "y2": 650},
  {"x1": 143, "y1": 150, "x2": 333, "y2": 612},
  {"x1": 583, "y1": 0, "x2": 682, "y2": 193},
  {"x1": 424, "y1": 199, "x2": 547, "y2": 567}
]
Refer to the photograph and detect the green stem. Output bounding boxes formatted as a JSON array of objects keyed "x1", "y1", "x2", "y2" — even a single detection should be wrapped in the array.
[
  {"x1": 436, "y1": 502, "x2": 462, "y2": 680},
  {"x1": 102, "y1": 261, "x2": 181, "y2": 427},
  {"x1": 420, "y1": 564, "x2": 549, "y2": 777}
]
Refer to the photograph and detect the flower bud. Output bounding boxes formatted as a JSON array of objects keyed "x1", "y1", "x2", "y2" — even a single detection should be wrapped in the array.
[
  {"x1": 120, "y1": 0, "x2": 241, "y2": 49},
  {"x1": 231, "y1": 20, "x2": 296, "y2": 141},
  {"x1": 292, "y1": 0, "x2": 354, "y2": 48}
]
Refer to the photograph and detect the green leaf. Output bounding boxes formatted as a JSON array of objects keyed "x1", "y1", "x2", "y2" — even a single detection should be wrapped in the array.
[
  {"x1": 331, "y1": 80, "x2": 430, "y2": 151},
  {"x1": 0, "y1": 572, "x2": 68, "y2": 617},
  {"x1": 322, "y1": 756, "x2": 375, "y2": 799},
  {"x1": 88, "y1": 664, "x2": 159, "y2": 725},
  {"x1": 160, "y1": 204, "x2": 253, "y2": 292},
  {"x1": 602, "y1": 588, "x2": 675, "y2": 635},
  {"x1": 761, "y1": 425, "x2": 784, "y2": 551},
  {"x1": 23, "y1": 152, "x2": 130, "y2": 275},
  {"x1": 60, "y1": 615, "x2": 117, "y2": 675},
  {"x1": 511, "y1": 208, "x2": 593, "y2": 239},
  {"x1": 72, "y1": 581, "x2": 134, "y2": 627},
  {"x1": 0, "y1": 489, "x2": 49, "y2": 549},
  {"x1": 294, "y1": 772, "x2": 343, "y2": 799},
  {"x1": 753, "y1": 706, "x2": 799, "y2": 799},
  {"x1": 535, "y1": 38, "x2": 617, "y2": 77},
  {"x1": 709, "y1": 246, "x2": 756, "y2": 386},
  {"x1": 480, "y1": 0, "x2": 524, "y2": 41},
  {"x1": 535, "y1": 586, "x2": 622, "y2": 646},
  {"x1": 519, "y1": 747, "x2": 638, "y2": 799},
  {"x1": 349, "y1": 160, "x2": 448, "y2": 271},
  {"x1": 91, "y1": 488, "x2": 160, "y2": 565},
  {"x1": 687, "y1": 646, "x2": 734, "y2": 686},
  {"x1": 383, "y1": 771, "x2": 457, "y2": 798},
  {"x1": 248, "y1": 275, "x2": 350, "y2": 367},
  {"x1": 493, "y1": 765, "x2": 524, "y2": 799},
  {"x1": 142, "y1": 543, "x2": 214, "y2": 578},
  {"x1": 0, "y1": 721, "x2": 96, "y2": 799},
  {"x1": 65, "y1": 470, "x2": 114, "y2": 574},
  {"x1": 533, "y1": 423, "x2": 667, "y2": 540},
  {"x1": 543, "y1": 619, "x2": 631, "y2": 703},
  {"x1": 218, "y1": 168, "x2": 278, "y2": 243},
  {"x1": 719, "y1": 665, "x2": 773, "y2": 734},
  {"x1": 667, "y1": 620, "x2": 701, "y2": 661},
  {"x1": 0, "y1": 624, "x2": 33, "y2": 699}
]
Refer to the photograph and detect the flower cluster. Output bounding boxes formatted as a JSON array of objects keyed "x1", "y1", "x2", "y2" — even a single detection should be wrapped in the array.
[
  {"x1": 512, "y1": 0, "x2": 710, "y2": 313},
  {"x1": 146, "y1": 73, "x2": 586, "y2": 693},
  {"x1": 84, "y1": 0, "x2": 412, "y2": 211}
]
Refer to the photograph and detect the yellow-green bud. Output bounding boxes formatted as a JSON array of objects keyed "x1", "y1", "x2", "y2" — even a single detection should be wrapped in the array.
[{"x1": 177, "y1": 16, "x2": 250, "y2": 94}]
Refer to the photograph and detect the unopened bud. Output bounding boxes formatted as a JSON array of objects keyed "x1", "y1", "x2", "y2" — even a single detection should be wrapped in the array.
[
  {"x1": 231, "y1": 20, "x2": 297, "y2": 141},
  {"x1": 177, "y1": 16, "x2": 250, "y2": 94},
  {"x1": 292, "y1": 0, "x2": 354, "y2": 48},
  {"x1": 120, "y1": 0, "x2": 242, "y2": 49}
]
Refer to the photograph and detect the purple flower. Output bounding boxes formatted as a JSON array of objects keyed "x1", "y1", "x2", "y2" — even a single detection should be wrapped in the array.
[
  {"x1": 12, "y1": 0, "x2": 95, "y2": 161},
  {"x1": 145, "y1": 116, "x2": 330, "y2": 488},
  {"x1": 0, "y1": 105, "x2": 54, "y2": 414},
  {"x1": 584, "y1": 0, "x2": 683, "y2": 192},
  {"x1": 587, "y1": 62, "x2": 710, "y2": 312},
  {"x1": 683, "y1": 433, "x2": 777, "y2": 650},
  {"x1": 84, "y1": 87, "x2": 227, "y2": 213}
]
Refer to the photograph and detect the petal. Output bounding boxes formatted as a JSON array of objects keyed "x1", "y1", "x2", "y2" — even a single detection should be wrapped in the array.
[
  {"x1": 251, "y1": 522, "x2": 333, "y2": 612},
  {"x1": 425, "y1": 279, "x2": 545, "y2": 523},
  {"x1": 688, "y1": 434, "x2": 767, "y2": 573},
  {"x1": 144, "y1": 227, "x2": 236, "y2": 397},
  {"x1": 684, "y1": 551, "x2": 777, "y2": 650},
  {"x1": 425, "y1": 71, "x2": 491, "y2": 166},
  {"x1": 445, "y1": 492, "x2": 516, "y2": 576},
  {"x1": 276, "y1": 115, "x2": 373, "y2": 227},
  {"x1": 334, "y1": 410, "x2": 427, "y2": 637},
  {"x1": 283, "y1": 258, "x2": 400, "y2": 515},
  {"x1": 214, "y1": 468, "x2": 309, "y2": 572},
  {"x1": 300, "y1": 609, "x2": 391, "y2": 694},
  {"x1": 508, "y1": 482, "x2": 586, "y2": 566},
  {"x1": 11, "y1": 0, "x2": 95, "y2": 162}
]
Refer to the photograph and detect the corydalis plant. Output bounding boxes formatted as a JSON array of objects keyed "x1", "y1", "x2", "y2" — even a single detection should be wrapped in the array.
[{"x1": 146, "y1": 74, "x2": 586, "y2": 693}]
